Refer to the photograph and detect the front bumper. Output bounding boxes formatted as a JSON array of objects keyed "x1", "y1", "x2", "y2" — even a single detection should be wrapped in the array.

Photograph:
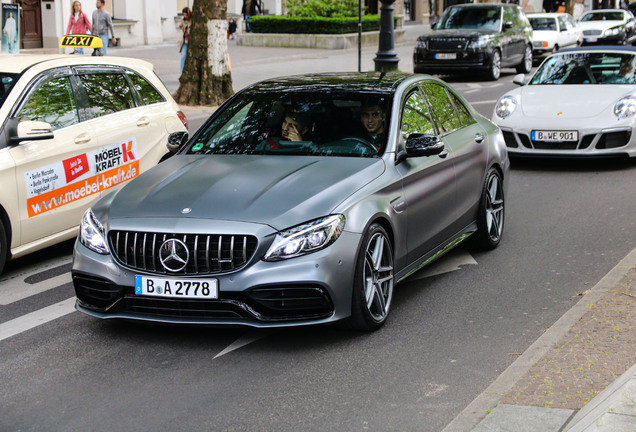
[
  {"x1": 498, "y1": 126, "x2": 636, "y2": 158},
  {"x1": 72, "y1": 230, "x2": 362, "y2": 328},
  {"x1": 413, "y1": 48, "x2": 492, "y2": 73}
]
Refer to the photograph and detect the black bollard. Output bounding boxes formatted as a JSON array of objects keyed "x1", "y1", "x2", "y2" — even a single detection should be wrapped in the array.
[{"x1": 373, "y1": 0, "x2": 400, "y2": 73}]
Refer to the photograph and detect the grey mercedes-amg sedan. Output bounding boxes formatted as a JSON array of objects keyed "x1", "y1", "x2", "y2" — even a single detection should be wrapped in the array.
[{"x1": 72, "y1": 73, "x2": 509, "y2": 331}]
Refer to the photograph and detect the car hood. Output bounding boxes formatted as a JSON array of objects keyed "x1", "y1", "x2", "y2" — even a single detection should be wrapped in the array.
[
  {"x1": 578, "y1": 21, "x2": 624, "y2": 31},
  {"x1": 418, "y1": 29, "x2": 497, "y2": 39},
  {"x1": 517, "y1": 85, "x2": 634, "y2": 118},
  {"x1": 106, "y1": 155, "x2": 385, "y2": 230}
]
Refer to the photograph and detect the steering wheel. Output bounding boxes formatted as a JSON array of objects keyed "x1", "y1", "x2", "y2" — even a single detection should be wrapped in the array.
[{"x1": 339, "y1": 137, "x2": 378, "y2": 153}]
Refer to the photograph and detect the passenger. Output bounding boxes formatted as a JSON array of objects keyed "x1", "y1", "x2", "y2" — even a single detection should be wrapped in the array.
[
  {"x1": 261, "y1": 111, "x2": 312, "y2": 149},
  {"x1": 358, "y1": 99, "x2": 386, "y2": 148},
  {"x1": 605, "y1": 57, "x2": 635, "y2": 84}
]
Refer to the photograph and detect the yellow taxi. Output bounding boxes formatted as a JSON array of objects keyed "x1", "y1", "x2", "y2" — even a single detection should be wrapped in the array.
[{"x1": 0, "y1": 54, "x2": 187, "y2": 274}]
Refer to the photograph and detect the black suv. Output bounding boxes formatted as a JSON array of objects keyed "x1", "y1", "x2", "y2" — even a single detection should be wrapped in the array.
[{"x1": 413, "y1": 3, "x2": 533, "y2": 80}]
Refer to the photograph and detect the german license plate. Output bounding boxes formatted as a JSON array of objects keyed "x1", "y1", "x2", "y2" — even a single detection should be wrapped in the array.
[
  {"x1": 435, "y1": 53, "x2": 456, "y2": 60},
  {"x1": 585, "y1": 37, "x2": 597, "y2": 43},
  {"x1": 135, "y1": 276, "x2": 218, "y2": 299},
  {"x1": 531, "y1": 130, "x2": 578, "y2": 142}
]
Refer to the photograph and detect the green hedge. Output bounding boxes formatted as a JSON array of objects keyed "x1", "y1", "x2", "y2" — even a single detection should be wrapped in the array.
[{"x1": 247, "y1": 15, "x2": 384, "y2": 34}]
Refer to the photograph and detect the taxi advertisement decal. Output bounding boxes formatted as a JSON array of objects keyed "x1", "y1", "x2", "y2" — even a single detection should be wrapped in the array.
[{"x1": 25, "y1": 139, "x2": 138, "y2": 217}]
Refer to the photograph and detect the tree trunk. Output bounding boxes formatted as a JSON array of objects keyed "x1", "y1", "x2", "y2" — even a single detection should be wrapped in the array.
[{"x1": 174, "y1": 0, "x2": 234, "y2": 106}]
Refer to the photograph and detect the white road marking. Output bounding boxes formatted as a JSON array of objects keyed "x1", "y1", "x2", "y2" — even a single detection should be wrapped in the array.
[
  {"x1": 0, "y1": 297, "x2": 75, "y2": 342},
  {"x1": 406, "y1": 248, "x2": 477, "y2": 282},
  {"x1": 214, "y1": 330, "x2": 274, "y2": 359},
  {"x1": 0, "y1": 273, "x2": 72, "y2": 305}
]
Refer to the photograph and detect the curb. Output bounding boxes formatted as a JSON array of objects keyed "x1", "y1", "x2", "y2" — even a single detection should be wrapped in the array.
[{"x1": 441, "y1": 246, "x2": 636, "y2": 432}]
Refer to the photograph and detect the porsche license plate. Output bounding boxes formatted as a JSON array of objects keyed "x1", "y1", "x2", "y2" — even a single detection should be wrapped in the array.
[
  {"x1": 435, "y1": 53, "x2": 456, "y2": 60},
  {"x1": 135, "y1": 276, "x2": 218, "y2": 299},
  {"x1": 531, "y1": 130, "x2": 578, "y2": 142}
]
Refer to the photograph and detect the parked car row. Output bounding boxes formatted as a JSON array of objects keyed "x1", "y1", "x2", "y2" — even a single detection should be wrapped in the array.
[{"x1": 413, "y1": 4, "x2": 636, "y2": 79}]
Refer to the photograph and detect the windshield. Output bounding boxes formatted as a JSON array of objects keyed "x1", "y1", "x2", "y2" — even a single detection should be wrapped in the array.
[
  {"x1": 187, "y1": 91, "x2": 392, "y2": 157},
  {"x1": 0, "y1": 73, "x2": 19, "y2": 108},
  {"x1": 435, "y1": 6, "x2": 501, "y2": 31},
  {"x1": 529, "y1": 17, "x2": 557, "y2": 31},
  {"x1": 581, "y1": 12, "x2": 624, "y2": 22},
  {"x1": 530, "y1": 52, "x2": 636, "y2": 85}
]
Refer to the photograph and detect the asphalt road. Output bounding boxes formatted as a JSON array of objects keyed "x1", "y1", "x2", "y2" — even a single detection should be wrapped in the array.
[{"x1": 2, "y1": 31, "x2": 636, "y2": 432}]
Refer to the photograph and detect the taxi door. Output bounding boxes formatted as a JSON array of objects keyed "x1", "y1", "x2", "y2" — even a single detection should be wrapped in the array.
[{"x1": 8, "y1": 68, "x2": 102, "y2": 247}]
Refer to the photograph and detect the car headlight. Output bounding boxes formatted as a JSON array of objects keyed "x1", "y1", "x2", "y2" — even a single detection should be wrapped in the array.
[
  {"x1": 614, "y1": 96, "x2": 636, "y2": 119},
  {"x1": 416, "y1": 39, "x2": 427, "y2": 49},
  {"x1": 467, "y1": 38, "x2": 488, "y2": 49},
  {"x1": 495, "y1": 96, "x2": 518, "y2": 119},
  {"x1": 263, "y1": 215, "x2": 345, "y2": 261},
  {"x1": 79, "y1": 208, "x2": 109, "y2": 254},
  {"x1": 604, "y1": 26, "x2": 621, "y2": 36}
]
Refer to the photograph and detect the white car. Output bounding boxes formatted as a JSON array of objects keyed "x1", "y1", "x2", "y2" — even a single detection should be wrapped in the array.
[
  {"x1": 527, "y1": 12, "x2": 582, "y2": 58},
  {"x1": 0, "y1": 55, "x2": 188, "y2": 275},
  {"x1": 492, "y1": 46, "x2": 636, "y2": 159},
  {"x1": 579, "y1": 9, "x2": 636, "y2": 45}
]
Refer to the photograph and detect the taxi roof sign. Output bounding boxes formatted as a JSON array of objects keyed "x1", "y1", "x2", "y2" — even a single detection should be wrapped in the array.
[{"x1": 60, "y1": 34, "x2": 103, "y2": 49}]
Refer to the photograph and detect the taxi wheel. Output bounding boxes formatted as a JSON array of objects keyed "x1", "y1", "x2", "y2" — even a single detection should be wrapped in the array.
[
  {"x1": 0, "y1": 219, "x2": 7, "y2": 276},
  {"x1": 349, "y1": 223, "x2": 394, "y2": 331}
]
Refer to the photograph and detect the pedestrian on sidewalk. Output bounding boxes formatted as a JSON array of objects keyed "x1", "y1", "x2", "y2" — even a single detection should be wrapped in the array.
[
  {"x1": 179, "y1": 7, "x2": 192, "y2": 73},
  {"x1": 65, "y1": 1, "x2": 92, "y2": 55},
  {"x1": 92, "y1": 0, "x2": 116, "y2": 56},
  {"x1": 241, "y1": 0, "x2": 263, "y2": 33},
  {"x1": 227, "y1": 17, "x2": 237, "y2": 40}
]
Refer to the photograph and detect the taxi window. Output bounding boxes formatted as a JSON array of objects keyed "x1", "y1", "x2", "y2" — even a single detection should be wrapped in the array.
[
  {"x1": 18, "y1": 76, "x2": 79, "y2": 131},
  {"x1": 126, "y1": 71, "x2": 164, "y2": 105},
  {"x1": 80, "y1": 73, "x2": 135, "y2": 118},
  {"x1": 0, "y1": 73, "x2": 19, "y2": 108}
]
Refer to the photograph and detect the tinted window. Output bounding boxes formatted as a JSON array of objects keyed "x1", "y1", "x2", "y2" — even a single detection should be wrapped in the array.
[
  {"x1": 436, "y1": 6, "x2": 501, "y2": 31},
  {"x1": 421, "y1": 83, "x2": 461, "y2": 133},
  {"x1": 401, "y1": 91, "x2": 435, "y2": 138},
  {"x1": 127, "y1": 71, "x2": 164, "y2": 105},
  {"x1": 449, "y1": 92, "x2": 474, "y2": 127},
  {"x1": 529, "y1": 17, "x2": 557, "y2": 31},
  {"x1": 18, "y1": 76, "x2": 78, "y2": 130},
  {"x1": 188, "y1": 91, "x2": 391, "y2": 157},
  {"x1": 80, "y1": 73, "x2": 135, "y2": 118}
]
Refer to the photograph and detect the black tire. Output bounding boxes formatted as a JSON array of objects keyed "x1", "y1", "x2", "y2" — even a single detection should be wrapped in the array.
[
  {"x1": 516, "y1": 45, "x2": 533, "y2": 74},
  {"x1": 0, "y1": 219, "x2": 7, "y2": 276},
  {"x1": 474, "y1": 168, "x2": 505, "y2": 250},
  {"x1": 485, "y1": 50, "x2": 501, "y2": 81},
  {"x1": 349, "y1": 223, "x2": 394, "y2": 331}
]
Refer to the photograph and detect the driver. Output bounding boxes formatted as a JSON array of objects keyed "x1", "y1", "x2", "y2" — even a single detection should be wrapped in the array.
[
  {"x1": 262, "y1": 110, "x2": 312, "y2": 150},
  {"x1": 359, "y1": 99, "x2": 386, "y2": 149}
]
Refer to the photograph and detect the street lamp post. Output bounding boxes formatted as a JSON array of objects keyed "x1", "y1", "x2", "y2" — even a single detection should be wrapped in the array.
[{"x1": 373, "y1": 0, "x2": 400, "y2": 72}]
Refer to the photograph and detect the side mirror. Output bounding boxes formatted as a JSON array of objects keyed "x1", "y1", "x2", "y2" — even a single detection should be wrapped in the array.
[
  {"x1": 513, "y1": 73, "x2": 527, "y2": 86},
  {"x1": 430, "y1": 20, "x2": 438, "y2": 30},
  {"x1": 11, "y1": 120, "x2": 54, "y2": 144},
  {"x1": 403, "y1": 133, "x2": 445, "y2": 159},
  {"x1": 167, "y1": 131, "x2": 188, "y2": 153},
  {"x1": 503, "y1": 21, "x2": 513, "y2": 30}
]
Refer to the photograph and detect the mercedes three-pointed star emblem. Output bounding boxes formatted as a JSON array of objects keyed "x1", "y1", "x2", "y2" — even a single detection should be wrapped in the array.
[{"x1": 159, "y1": 238, "x2": 189, "y2": 272}]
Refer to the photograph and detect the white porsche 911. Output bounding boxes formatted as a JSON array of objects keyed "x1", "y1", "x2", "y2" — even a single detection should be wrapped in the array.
[{"x1": 493, "y1": 46, "x2": 636, "y2": 158}]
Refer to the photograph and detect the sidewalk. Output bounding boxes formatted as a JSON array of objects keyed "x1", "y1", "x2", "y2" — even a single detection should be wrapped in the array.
[{"x1": 445, "y1": 247, "x2": 636, "y2": 432}]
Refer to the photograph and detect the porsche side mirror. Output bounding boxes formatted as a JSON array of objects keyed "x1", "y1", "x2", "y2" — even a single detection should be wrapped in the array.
[{"x1": 513, "y1": 74, "x2": 527, "y2": 86}]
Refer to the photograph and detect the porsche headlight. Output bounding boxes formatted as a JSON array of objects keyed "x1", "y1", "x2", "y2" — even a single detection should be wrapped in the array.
[
  {"x1": 495, "y1": 96, "x2": 518, "y2": 119},
  {"x1": 264, "y1": 215, "x2": 345, "y2": 261},
  {"x1": 79, "y1": 208, "x2": 109, "y2": 254},
  {"x1": 614, "y1": 96, "x2": 636, "y2": 119}
]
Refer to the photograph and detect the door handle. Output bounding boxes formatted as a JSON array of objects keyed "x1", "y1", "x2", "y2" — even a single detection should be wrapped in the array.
[
  {"x1": 474, "y1": 133, "x2": 484, "y2": 143},
  {"x1": 74, "y1": 133, "x2": 91, "y2": 144},
  {"x1": 136, "y1": 117, "x2": 150, "y2": 127},
  {"x1": 439, "y1": 149, "x2": 449, "y2": 159}
]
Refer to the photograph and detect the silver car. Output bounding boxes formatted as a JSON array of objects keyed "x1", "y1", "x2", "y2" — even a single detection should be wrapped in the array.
[{"x1": 72, "y1": 73, "x2": 509, "y2": 331}]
